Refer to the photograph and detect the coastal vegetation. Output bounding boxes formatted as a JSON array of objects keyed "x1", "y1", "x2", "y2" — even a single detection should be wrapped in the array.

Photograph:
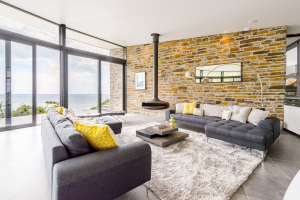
[
  {"x1": 90, "y1": 99, "x2": 110, "y2": 110},
  {"x1": 0, "y1": 101, "x2": 59, "y2": 118}
]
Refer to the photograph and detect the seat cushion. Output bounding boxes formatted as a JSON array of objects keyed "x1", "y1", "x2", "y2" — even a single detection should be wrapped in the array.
[
  {"x1": 170, "y1": 114, "x2": 223, "y2": 125},
  {"x1": 95, "y1": 116, "x2": 122, "y2": 130},
  {"x1": 205, "y1": 120, "x2": 273, "y2": 145}
]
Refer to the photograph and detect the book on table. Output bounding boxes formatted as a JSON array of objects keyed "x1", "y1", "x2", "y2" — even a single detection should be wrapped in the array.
[{"x1": 152, "y1": 124, "x2": 168, "y2": 130}]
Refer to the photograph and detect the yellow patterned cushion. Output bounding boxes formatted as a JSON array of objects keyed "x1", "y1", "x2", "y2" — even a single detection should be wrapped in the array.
[
  {"x1": 183, "y1": 102, "x2": 197, "y2": 114},
  {"x1": 73, "y1": 121, "x2": 119, "y2": 151},
  {"x1": 55, "y1": 107, "x2": 64, "y2": 115}
]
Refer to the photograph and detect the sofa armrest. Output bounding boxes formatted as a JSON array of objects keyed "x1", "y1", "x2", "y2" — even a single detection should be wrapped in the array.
[
  {"x1": 52, "y1": 141, "x2": 151, "y2": 200},
  {"x1": 257, "y1": 117, "x2": 280, "y2": 142},
  {"x1": 165, "y1": 109, "x2": 176, "y2": 121}
]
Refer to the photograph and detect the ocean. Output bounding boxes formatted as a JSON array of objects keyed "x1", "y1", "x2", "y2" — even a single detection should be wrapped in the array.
[{"x1": 0, "y1": 94, "x2": 110, "y2": 111}]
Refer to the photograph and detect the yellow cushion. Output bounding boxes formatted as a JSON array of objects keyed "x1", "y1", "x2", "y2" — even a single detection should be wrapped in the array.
[
  {"x1": 55, "y1": 107, "x2": 64, "y2": 115},
  {"x1": 183, "y1": 102, "x2": 197, "y2": 114},
  {"x1": 73, "y1": 121, "x2": 119, "y2": 151}
]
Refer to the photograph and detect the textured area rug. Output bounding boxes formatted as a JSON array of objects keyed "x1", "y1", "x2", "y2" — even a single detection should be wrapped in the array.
[{"x1": 117, "y1": 123, "x2": 262, "y2": 200}]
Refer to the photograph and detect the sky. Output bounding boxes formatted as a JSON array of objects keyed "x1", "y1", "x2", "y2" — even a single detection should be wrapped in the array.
[{"x1": 0, "y1": 15, "x2": 111, "y2": 95}]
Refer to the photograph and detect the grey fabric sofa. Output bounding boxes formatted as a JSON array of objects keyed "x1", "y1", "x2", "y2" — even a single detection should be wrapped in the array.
[
  {"x1": 41, "y1": 115, "x2": 151, "y2": 200},
  {"x1": 165, "y1": 109, "x2": 280, "y2": 153}
]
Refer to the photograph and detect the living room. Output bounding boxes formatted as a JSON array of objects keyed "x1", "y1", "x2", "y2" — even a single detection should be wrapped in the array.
[{"x1": 0, "y1": 0, "x2": 300, "y2": 200}]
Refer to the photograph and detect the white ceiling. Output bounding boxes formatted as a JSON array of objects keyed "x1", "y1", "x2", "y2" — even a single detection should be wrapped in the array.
[{"x1": 3, "y1": 0, "x2": 300, "y2": 47}]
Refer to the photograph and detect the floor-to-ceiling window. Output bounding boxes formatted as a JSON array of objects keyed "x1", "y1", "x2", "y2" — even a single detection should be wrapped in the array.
[
  {"x1": 11, "y1": 42, "x2": 33, "y2": 126},
  {"x1": 0, "y1": 2, "x2": 126, "y2": 131},
  {"x1": 36, "y1": 46, "x2": 60, "y2": 124},
  {"x1": 68, "y1": 55, "x2": 98, "y2": 115}
]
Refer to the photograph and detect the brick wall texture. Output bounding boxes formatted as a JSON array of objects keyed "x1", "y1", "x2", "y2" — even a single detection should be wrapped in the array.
[
  {"x1": 126, "y1": 26, "x2": 287, "y2": 120},
  {"x1": 109, "y1": 49, "x2": 124, "y2": 111}
]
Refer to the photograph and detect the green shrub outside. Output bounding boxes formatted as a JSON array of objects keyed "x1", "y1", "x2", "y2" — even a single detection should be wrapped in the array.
[
  {"x1": 0, "y1": 101, "x2": 59, "y2": 118},
  {"x1": 90, "y1": 99, "x2": 110, "y2": 110}
]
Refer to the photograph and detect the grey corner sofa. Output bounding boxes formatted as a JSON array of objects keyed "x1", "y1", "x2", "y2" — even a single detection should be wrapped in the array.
[
  {"x1": 41, "y1": 113, "x2": 151, "y2": 200},
  {"x1": 165, "y1": 108, "x2": 280, "y2": 155}
]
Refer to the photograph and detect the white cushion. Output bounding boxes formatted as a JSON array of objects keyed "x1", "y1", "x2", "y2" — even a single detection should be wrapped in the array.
[
  {"x1": 200, "y1": 104, "x2": 232, "y2": 117},
  {"x1": 247, "y1": 108, "x2": 269, "y2": 126},
  {"x1": 193, "y1": 108, "x2": 203, "y2": 116},
  {"x1": 230, "y1": 105, "x2": 252, "y2": 123},
  {"x1": 175, "y1": 103, "x2": 185, "y2": 114},
  {"x1": 222, "y1": 110, "x2": 232, "y2": 120}
]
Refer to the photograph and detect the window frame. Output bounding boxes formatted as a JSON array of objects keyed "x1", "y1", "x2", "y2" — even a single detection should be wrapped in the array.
[{"x1": 0, "y1": 22, "x2": 126, "y2": 131}]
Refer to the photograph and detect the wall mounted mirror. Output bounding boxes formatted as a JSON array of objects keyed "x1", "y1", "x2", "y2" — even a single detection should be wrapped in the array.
[{"x1": 195, "y1": 62, "x2": 242, "y2": 83}]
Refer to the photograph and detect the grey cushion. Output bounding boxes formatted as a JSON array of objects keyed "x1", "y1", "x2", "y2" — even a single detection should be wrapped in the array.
[
  {"x1": 206, "y1": 120, "x2": 273, "y2": 145},
  {"x1": 47, "y1": 109, "x2": 60, "y2": 120},
  {"x1": 170, "y1": 114, "x2": 223, "y2": 125},
  {"x1": 50, "y1": 115, "x2": 70, "y2": 127},
  {"x1": 55, "y1": 120, "x2": 91, "y2": 157},
  {"x1": 95, "y1": 116, "x2": 122, "y2": 130}
]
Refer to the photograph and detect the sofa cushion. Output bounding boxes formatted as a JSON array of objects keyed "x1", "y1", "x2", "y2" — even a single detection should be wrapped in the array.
[
  {"x1": 49, "y1": 114, "x2": 70, "y2": 127},
  {"x1": 55, "y1": 120, "x2": 91, "y2": 157},
  {"x1": 73, "y1": 121, "x2": 119, "y2": 151},
  {"x1": 183, "y1": 102, "x2": 197, "y2": 114},
  {"x1": 200, "y1": 104, "x2": 232, "y2": 117},
  {"x1": 247, "y1": 108, "x2": 269, "y2": 125},
  {"x1": 170, "y1": 114, "x2": 223, "y2": 125},
  {"x1": 47, "y1": 109, "x2": 60, "y2": 120},
  {"x1": 230, "y1": 105, "x2": 251, "y2": 123},
  {"x1": 206, "y1": 120, "x2": 273, "y2": 145},
  {"x1": 175, "y1": 103, "x2": 184, "y2": 114}
]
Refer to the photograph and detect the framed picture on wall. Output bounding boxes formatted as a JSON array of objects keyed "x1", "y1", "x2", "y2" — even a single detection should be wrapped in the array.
[{"x1": 135, "y1": 72, "x2": 146, "y2": 90}]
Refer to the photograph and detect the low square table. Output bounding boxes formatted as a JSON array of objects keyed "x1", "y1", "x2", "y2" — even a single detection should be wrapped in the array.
[{"x1": 136, "y1": 126, "x2": 189, "y2": 147}]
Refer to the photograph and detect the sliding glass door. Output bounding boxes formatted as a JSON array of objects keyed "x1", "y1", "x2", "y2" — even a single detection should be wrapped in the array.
[
  {"x1": 68, "y1": 55, "x2": 99, "y2": 115},
  {"x1": 11, "y1": 42, "x2": 33, "y2": 126},
  {"x1": 0, "y1": 40, "x2": 35, "y2": 130},
  {"x1": 36, "y1": 46, "x2": 60, "y2": 124}
]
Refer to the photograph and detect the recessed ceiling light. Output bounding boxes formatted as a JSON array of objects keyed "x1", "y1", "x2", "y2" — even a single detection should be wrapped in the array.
[
  {"x1": 244, "y1": 27, "x2": 251, "y2": 31},
  {"x1": 224, "y1": 31, "x2": 227, "y2": 33},
  {"x1": 248, "y1": 20, "x2": 257, "y2": 24}
]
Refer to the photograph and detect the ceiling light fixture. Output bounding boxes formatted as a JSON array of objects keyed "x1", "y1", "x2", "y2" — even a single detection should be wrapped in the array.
[
  {"x1": 244, "y1": 27, "x2": 251, "y2": 31},
  {"x1": 224, "y1": 31, "x2": 227, "y2": 33},
  {"x1": 248, "y1": 20, "x2": 257, "y2": 24}
]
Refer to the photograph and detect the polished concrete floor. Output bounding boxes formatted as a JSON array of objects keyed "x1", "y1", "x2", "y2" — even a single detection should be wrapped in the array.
[{"x1": 0, "y1": 114, "x2": 299, "y2": 200}]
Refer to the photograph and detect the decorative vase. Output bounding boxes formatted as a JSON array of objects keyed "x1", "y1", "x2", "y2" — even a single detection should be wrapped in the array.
[{"x1": 169, "y1": 117, "x2": 175, "y2": 128}]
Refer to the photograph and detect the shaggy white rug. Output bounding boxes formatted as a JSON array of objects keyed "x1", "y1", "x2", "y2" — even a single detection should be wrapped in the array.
[{"x1": 117, "y1": 122, "x2": 262, "y2": 200}]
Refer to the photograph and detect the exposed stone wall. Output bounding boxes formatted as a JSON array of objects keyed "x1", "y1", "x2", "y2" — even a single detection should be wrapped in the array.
[
  {"x1": 109, "y1": 49, "x2": 123, "y2": 111},
  {"x1": 126, "y1": 26, "x2": 286, "y2": 120}
]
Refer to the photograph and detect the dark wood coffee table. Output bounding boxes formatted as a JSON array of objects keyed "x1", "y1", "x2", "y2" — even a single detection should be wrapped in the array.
[{"x1": 136, "y1": 126, "x2": 189, "y2": 147}]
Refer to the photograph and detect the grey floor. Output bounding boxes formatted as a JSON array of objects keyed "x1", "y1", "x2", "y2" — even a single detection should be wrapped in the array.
[{"x1": 0, "y1": 114, "x2": 299, "y2": 200}]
